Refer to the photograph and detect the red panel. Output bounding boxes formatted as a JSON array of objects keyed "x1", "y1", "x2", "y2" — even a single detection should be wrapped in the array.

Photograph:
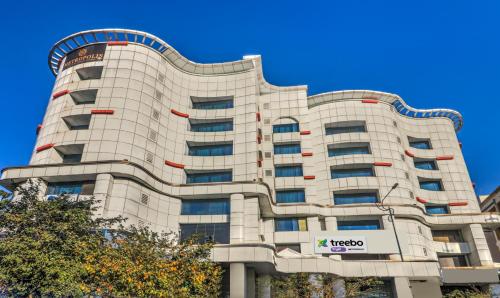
[
  {"x1": 257, "y1": 136, "x2": 262, "y2": 144},
  {"x1": 304, "y1": 175, "x2": 316, "y2": 180},
  {"x1": 362, "y1": 95, "x2": 379, "y2": 100},
  {"x1": 164, "y1": 160, "x2": 185, "y2": 169},
  {"x1": 404, "y1": 150, "x2": 415, "y2": 157},
  {"x1": 256, "y1": 112, "x2": 261, "y2": 121},
  {"x1": 459, "y1": 142, "x2": 463, "y2": 149},
  {"x1": 107, "y1": 41, "x2": 128, "y2": 46},
  {"x1": 257, "y1": 160, "x2": 262, "y2": 167},
  {"x1": 36, "y1": 143, "x2": 54, "y2": 152},
  {"x1": 170, "y1": 109, "x2": 189, "y2": 118},
  {"x1": 362, "y1": 99, "x2": 379, "y2": 104},
  {"x1": 301, "y1": 152, "x2": 313, "y2": 157},
  {"x1": 300, "y1": 130, "x2": 311, "y2": 135},
  {"x1": 52, "y1": 89, "x2": 70, "y2": 100},
  {"x1": 373, "y1": 162, "x2": 392, "y2": 167},
  {"x1": 436, "y1": 155, "x2": 454, "y2": 161},
  {"x1": 36, "y1": 124, "x2": 43, "y2": 135},
  {"x1": 416, "y1": 197, "x2": 428, "y2": 203},
  {"x1": 448, "y1": 201, "x2": 468, "y2": 207},
  {"x1": 91, "y1": 109, "x2": 114, "y2": 115}
]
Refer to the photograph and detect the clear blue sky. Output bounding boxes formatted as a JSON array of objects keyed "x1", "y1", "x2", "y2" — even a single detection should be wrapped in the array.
[{"x1": 0, "y1": 0, "x2": 498, "y2": 194}]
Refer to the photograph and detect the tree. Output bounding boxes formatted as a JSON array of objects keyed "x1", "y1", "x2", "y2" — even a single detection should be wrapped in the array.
[
  {"x1": 442, "y1": 286, "x2": 491, "y2": 298},
  {"x1": 0, "y1": 179, "x2": 222, "y2": 297}
]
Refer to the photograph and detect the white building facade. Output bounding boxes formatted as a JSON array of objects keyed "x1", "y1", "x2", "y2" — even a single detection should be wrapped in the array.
[{"x1": 1, "y1": 29, "x2": 499, "y2": 297}]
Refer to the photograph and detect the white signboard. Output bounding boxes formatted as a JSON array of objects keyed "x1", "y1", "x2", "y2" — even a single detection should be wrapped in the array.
[{"x1": 314, "y1": 236, "x2": 368, "y2": 254}]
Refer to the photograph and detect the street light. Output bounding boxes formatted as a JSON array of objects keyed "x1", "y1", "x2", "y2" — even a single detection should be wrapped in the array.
[{"x1": 375, "y1": 183, "x2": 404, "y2": 262}]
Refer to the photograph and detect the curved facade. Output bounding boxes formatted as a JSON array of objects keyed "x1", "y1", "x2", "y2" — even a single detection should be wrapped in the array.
[{"x1": 2, "y1": 29, "x2": 499, "y2": 297}]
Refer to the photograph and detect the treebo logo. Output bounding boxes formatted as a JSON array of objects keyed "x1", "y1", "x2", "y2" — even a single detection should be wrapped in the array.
[
  {"x1": 330, "y1": 239, "x2": 364, "y2": 247},
  {"x1": 317, "y1": 239, "x2": 328, "y2": 248}
]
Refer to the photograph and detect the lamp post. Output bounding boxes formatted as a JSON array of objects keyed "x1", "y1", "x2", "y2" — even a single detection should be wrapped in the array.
[{"x1": 376, "y1": 183, "x2": 404, "y2": 261}]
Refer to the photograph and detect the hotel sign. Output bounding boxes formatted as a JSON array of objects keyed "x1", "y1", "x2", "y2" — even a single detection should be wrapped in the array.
[
  {"x1": 62, "y1": 43, "x2": 106, "y2": 70},
  {"x1": 315, "y1": 236, "x2": 367, "y2": 254}
]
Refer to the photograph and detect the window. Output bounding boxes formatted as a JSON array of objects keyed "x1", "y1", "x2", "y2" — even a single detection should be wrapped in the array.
[
  {"x1": 154, "y1": 89, "x2": 163, "y2": 101},
  {"x1": 140, "y1": 194, "x2": 149, "y2": 205},
  {"x1": 190, "y1": 120, "x2": 233, "y2": 132},
  {"x1": 46, "y1": 181, "x2": 95, "y2": 196},
  {"x1": 275, "y1": 165, "x2": 303, "y2": 177},
  {"x1": 186, "y1": 171, "x2": 232, "y2": 183},
  {"x1": 408, "y1": 137, "x2": 432, "y2": 149},
  {"x1": 426, "y1": 205, "x2": 449, "y2": 214},
  {"x1": 274, "y1": 143, "x2": 301, "y2": 155},
  {"x1": 180, "y1": 223, "x2": 229, "y2": 244},
  {"x1": 63, "y1": 114, "x2": 91, "y2": 130},
  {"x1": 63, "y1": 154, "x2": 82, "y2": 163},
  {"x1": 181, "y1": 199, "x2": 230, "y2": 215},
  {"x1": 341, "y1": 254, "x2": 389, "y2": 260},
  {"x1": 265, "y1": 170, "x2": 273, "y2": 177},
  {"x1": 325, "y1": 121, "x2": 366, "y2": 135},
  {"x1": 432, "y1": 230, "x2": 463, "y2": 243},
  {"x1": 438, "y1": 255, "x2": 469, "y2": 267},
  {"x1": 334, "y1": 192, "x2": 378, "y2": 205},
  {"x1": 337, "y1": 220, "x2": 381, "y2": 230},
  {"x1": 275, "y1": 218, "x2": 308, "y2": 232},
  {"x1": 414, "y1": 159, "x2": 438, "y2": 170},
  {"x1": 70, "y1": 89, "x2": 97, "y2": 104},
  {"x1": 191, "y1": 96, "x2": 234, "y2": 109},
  {"x1": 276, "y1": 189, "x2": 305, "y2": 203},
  {"x1": 188, "y1": 143, "x2": 233, "y2": 156},
  {"x1": 346, "y1": 280, "x2": 393, "y2": 297},
  {"x1": 419, "y1": 179, "x2": 443, "y2": 191},
  {"x1": 331, "y1": 166, "x2": 374, "y2": 179},
  {"x1": 273, "y1": 123, "x2": 299, "y2": 133},
  {"x1": 76, "y1": 66, "x2": 103, "y2": 80},
  {"x1": 148, "y1": 129, "x2": 158, "y2": 142},
  {"x1": 55, "y1": 144, "x2": 84, "y2": 164},
  {"x1": 328, "y1": 143, "x2": 370, "y2": 157}
]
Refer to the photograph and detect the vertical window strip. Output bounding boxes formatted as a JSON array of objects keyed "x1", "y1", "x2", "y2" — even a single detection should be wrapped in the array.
[
  {"x1": 188, "y1": 144, "x2": 233, "y2": 156},
  {"x1": 274, "y1": 143, "x2": 301, "y2": 155},
  {"x1": 328, "y1": 146, "x2": 370, "y2": 157},
  {"x1": 337, "y1": 220, "x2": 381, "y2": 230},
  {"x1": 186, "y1": 171, "x2": 232, "y2": 183},
  {"x1": 272, "y1": 123, "x2": 299, "y2": 133},
  {"x1": 334, "y1": 193, "x2": 378, "y2": 205},
  {"x1": 191, "y1": 121, "x2": 233, "y2": 132},
  {"x1": 181, "y1": 199, "x2": 230, "y2": 215},
  {"x1": 276, "y1": 190, "x2": 305, "y2": 203},
  {"x1": 275, "y1": 165, "x2": 303, "y2": 177},
  {"x1": 331, "y1": 168, "x2": 374, "y2": 179}
]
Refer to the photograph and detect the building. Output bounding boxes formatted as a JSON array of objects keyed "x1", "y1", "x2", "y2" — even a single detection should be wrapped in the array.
[
  {"x1": 481, "y1": 187, "x2": 500, "y2": 264},
  {"x1": 1, "y1": 28, "x2": 499, "y2": 297}
]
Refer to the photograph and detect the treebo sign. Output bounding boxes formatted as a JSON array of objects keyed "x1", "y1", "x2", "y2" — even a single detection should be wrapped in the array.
[{"x1": 314, "y1": 236, "x2": 368, "y2": 254}]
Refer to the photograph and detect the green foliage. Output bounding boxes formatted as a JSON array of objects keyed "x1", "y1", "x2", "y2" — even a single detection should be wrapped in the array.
[
  {"x1": 442, "y1": 286, "x2": 491, "y2": 298},
  {"x1": 0, "y1": 179, "x2": 222, "y2": 297}
]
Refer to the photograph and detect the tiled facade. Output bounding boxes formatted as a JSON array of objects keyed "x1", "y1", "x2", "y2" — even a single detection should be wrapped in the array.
[{"x1": 2, "y1": 29, "x2": 499, "y2": 297}]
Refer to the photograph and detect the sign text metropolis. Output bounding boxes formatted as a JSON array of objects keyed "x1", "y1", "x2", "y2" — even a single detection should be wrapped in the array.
[{"x1": 62, "y1": 43, "x2": 107, "y2": 71}]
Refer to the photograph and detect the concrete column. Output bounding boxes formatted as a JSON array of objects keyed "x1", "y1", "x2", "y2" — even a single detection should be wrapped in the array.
[
  {"x1": 393, "y1": 277, "x2": 413, "y2": 298},
  {"x1": 13, "y1": 178, "x2": 47, "y2": 201},
  {"x1": 230, "y1": 193, "x2": 245, "y2": 243},
  {"x1": 93, "y1": 173, "x2": 114, "y2": 217},
  {"x1": 463, "y1": 223, "x2": 494, "y2": 266},
  {"x1": 244, "y1": 197, "x2": 260, "y2": 242},
  {"x1": 230, "y1": 263, "x2": 246, "y2": 298},
  {"x1": 409, "y1": 278, "x2": 442, "y2": 298},
  {"x1": 257, "y1": 274, "x2": 271, "y2": 298},
  {"x1": 307, "y1": 217, "x2": 321, "y2": 231},
  {"x1": 246, "y1": 267, "x2": 256, "y2": 298},
  {"x1": 325, "y1": 216, "x2": 337, "y2": 231}
]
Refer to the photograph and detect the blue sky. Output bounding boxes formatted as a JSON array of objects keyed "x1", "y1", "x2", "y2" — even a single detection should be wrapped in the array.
[{"x1": 0, "y1": 0, "x2": 498, "y2": 194}]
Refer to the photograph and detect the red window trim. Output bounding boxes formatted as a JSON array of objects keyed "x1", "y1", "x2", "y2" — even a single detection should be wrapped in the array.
[
  {"x1": 164, "y1": 160, "x2": 185, "y2": 169},
  {"x1": 300, "y1": 130, "x2": 311, "y2": 135},
  {"x1": 304, "y1": 175, "x2": 316, "y2": 180},
  {"x1": 256, "y1": 112, "x2": 261, "y2": 121},
  {"x1": 373, "y1": 162, "x2": 392, "y2": 167},
  {"x1": 52, "y1": 89, "x2": 70, "y2": 100},
  {"x1": 36, "y1": 124, "x2": 43, "y2": 135},
  {"x1": 36, "y1": 143, "x2": 54, "y2": 152},
  {"x1": 91, "y1": 109, "x2": 114, "y2": 115},
  {"x1": 301, "y1": 152, "x2": 313, "y2": 157},
  {"x1": 436, "y1": 155, "x2": 454, "y2": 161},
  {"x1": 171, "y1": 109, "x2": 189, "y2": 118},
  {"x1": 107, "y1": 41, "x2": 128, "y2": 46},
  {"x1": 404, "y1": 150, "x2": 415, "y2": 157},
  {"x1": 448, "y1": 201, "x2": 468, "y2": 207},
  {"x1": 361, "y1": 99, "x2": 379, "y2": 104},
  {"x1": 416, "y1": 197, "x2": 428, "y2": 204}
]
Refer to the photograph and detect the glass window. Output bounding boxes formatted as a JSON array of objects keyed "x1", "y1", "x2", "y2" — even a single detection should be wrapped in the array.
[
  {"x1": 188, "y1": 144, "x2": 233, "y2": 156},
  {"x1": 419, "y1": 180, "x2": 443, "y2": 191},
  {"x1": 276, "y1": 244, "x2": 301, "y2": 253},
  {"x1": 409, "y1": 139, "x2": 432, "y2": 149},
  {"x1": 331, "y1": 168, "x2": 374, "y2": 179},
  {"x1": 337, "y1": 220, "x2": 381, "y2": 230},
  {"x1": 274, "y1": 143, "x2": 301, "y2": 155},
  {"x1": 328, "y1": 146, "x2": 370, "y2": 157},
  {"x1": 190, "y1": 121, "x2": 233, "y2": 132},
  {"x1": 349, "y1": 280, "x2": 393, "y2": 298},
  {"x1": 438, "y1": 255, "x2": 468, "y2": 267},
  {"x1": 180, "y1": 223, "x2": 229, "y2": 244},
  {"x1": 325, "y1": 125, "x2": 366, "y2": 135},
  {"x1": 46, "y1": 181, "x2": 95, "y2": 196},
  {"x1": 414, "y1": 160, "x2": 437, "y2": 170},
  {"x1": 276, "y1": 189, "x2": 305, "y2": 203},
  {"x1": 432, "y1": 230, "x2": 463, "y2": 242},
  {"x1": 192, "y1": 100, "x2": 233, "y2": 109},
  {"x1": 275, "y1": 218, "x2": 308, "y2": 232},
  {"x1": 186, "y1": 171, "x2": 232, "y2": 183},
  {"x1": 272, "y1": 123, "x2": 299, "y2": 133},
  {"x1": 181, "y1": 199, "x2": 230, "y2": 215},
  {"x1": 426, "y1": 205, "x2": 449, "y2": 214},
  {"x1": 334, "y1": 192, "x2": 378, "y2": 205},
  {"x1": 62, "y1": 154, "x2": 82, "y2": 163},
  {"x1": 275, "y1": 165, "x2": 303, "y2": 177}
]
